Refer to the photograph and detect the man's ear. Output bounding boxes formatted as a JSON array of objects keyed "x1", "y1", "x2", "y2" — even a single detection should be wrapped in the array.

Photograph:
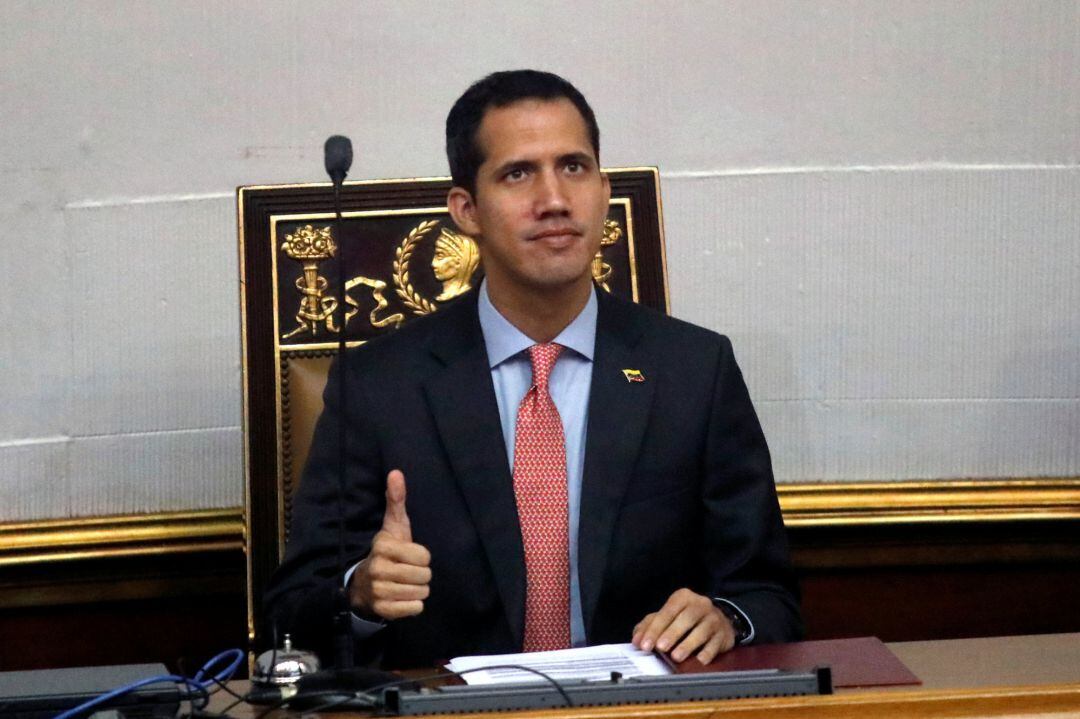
[
  {"x1": 600, "y1": 169, "x2": 612, "y2": 206},
  {"x1": 447, "y1": 186, "x2": 481, "y2": 236}
]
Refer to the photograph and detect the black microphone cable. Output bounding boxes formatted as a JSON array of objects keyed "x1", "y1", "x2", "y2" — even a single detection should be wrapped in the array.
[
  {"x1": 323, "y1": 134, "x2": 356, "y2": 671},
  {"x1": 248, "y1": 663, "x2": 572, "y2": 717}
]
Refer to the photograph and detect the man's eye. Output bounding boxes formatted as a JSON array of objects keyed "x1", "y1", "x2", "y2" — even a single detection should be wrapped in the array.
[
  {"x1": 566, "y1": 162, "x2": 583, "y2": 174},
  {"x1": 505, "y1": 168, "x2": 526, "y2": 182}
]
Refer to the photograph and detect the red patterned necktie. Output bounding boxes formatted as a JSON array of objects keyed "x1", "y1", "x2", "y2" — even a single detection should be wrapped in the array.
[{"x1": 513, "y1": 342, "x2": 571, "y2": 652}]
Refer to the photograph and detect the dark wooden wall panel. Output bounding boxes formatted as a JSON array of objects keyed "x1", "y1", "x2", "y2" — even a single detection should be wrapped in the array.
[
  {"x1": 791, "y1": 519, "x2": 1080, "y2": 641},
  {"x1": 0, "y1": 550, "x2": 246, "y2": 673},
  {"x1": 801, "y1": 564, "x2": 1080, "y2": 642}
]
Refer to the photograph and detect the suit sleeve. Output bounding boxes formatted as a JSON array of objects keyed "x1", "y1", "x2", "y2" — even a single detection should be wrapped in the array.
[
  {"x1": 262, "y1": 354, "x2": 389, "y2": 663},
  {"x1": 701, "y1": 336, "x2": 804, "y2": 644}
]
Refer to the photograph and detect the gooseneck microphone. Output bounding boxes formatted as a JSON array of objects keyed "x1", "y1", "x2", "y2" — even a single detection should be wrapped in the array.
[
  {"x1": 325, "y1": 134, "x2": 355, "y2": 671},
  {"x1": 324, "y1": 135, "x2": 353, "y2": 185}
]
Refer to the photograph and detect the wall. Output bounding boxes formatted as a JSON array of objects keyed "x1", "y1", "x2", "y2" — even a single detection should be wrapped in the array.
[{"x1": 2, "y1": 0, "x2": 1078, "y2": 521}]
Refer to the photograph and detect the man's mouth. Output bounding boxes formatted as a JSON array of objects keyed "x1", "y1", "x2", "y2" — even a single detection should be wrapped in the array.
[{"x1": 529, "y1": 227, "x2": 582, "y2": 243}]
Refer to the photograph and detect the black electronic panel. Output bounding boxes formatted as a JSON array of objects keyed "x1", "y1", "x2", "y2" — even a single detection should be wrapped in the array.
[
  {"x1": 383, "y1": 667, "x2": 832, "y2": 715},
  {"x1": 0, "y1": 663, "x2": 179, "y2": 719}
]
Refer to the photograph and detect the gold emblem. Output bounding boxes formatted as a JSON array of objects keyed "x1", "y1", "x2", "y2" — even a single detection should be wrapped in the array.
[
  {"x1": 393, "y1": 220, "x2": 442, "y2": 316},
  {"x1": 621, "y1": 368, "x2": 645, "y2": 383},
  {"x1": 591, "y1": 219, "x2": 623, "y2": 291},
  {"x1": 432, "y1": 228, "x2": 481, "y2": 301},
  {"x1": 280, "y1": 225, "x2": 341, "y2": 339},
  {"x1": 392, "y1": 221, "x2": 483, "y2": 318},
  {"x1": 280, "y1": 224, "x2": 403, "y2": 339},
  {"x1": 345, "y1": 275, "x2": 404, "y2": 330}
]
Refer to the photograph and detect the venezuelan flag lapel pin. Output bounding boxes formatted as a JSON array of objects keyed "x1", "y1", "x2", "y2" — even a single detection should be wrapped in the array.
[{"x1": 621, "y1": 369, "x2": 645, "y2": 383}]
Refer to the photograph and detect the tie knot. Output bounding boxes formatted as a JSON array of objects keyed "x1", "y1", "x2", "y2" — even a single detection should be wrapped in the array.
[{"x1": 528, "y1": 343, "x2": 563, "y2": 390}]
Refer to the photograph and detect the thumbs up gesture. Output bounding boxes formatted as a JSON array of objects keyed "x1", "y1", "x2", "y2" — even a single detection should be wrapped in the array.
[{"x1": 348, "y1": 469, "x2": 432, "y2": 620}]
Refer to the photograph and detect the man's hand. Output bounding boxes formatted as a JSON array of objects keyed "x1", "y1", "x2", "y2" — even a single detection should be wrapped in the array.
[
  {"x1": 631, "y1": 588, "x2": 735, "y2": 664},
  {"x1": 348, "y1": 470, "x2": 432, "y2": 620}
]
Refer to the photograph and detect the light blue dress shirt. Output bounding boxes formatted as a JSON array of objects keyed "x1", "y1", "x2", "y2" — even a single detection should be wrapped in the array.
[{"x1": 477, "y1": 280, "x2": 596, "y2": 648}]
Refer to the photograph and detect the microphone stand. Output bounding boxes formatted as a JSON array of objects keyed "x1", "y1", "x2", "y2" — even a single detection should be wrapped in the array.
[
  {"x1": 325, "y1": 135, "x2": 355, "y2": 671},
  {"x1": 249, "y1": 137, "x2": 403, "y2": 709}
]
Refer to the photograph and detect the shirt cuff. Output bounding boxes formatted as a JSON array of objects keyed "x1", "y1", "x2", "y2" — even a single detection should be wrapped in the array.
[
  {"x1": 712, "y1": 597, "x2": 755, "y2": 645},
  {"x1": 344, "y1": 560, "x2": 386, "y2": 638}
]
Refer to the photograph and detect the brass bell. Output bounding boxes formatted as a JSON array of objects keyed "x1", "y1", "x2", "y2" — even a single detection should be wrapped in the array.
[{"x1": 252, "y1": 634, "x2": 321, "y2": 686}]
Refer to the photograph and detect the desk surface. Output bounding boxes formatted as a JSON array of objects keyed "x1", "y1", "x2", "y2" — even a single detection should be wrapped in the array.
[
  {"x1": 888, "y1": 632, "x2": 1080, "y2": 691},
  {"x1": 218, "y1": 634, "x2": 1080, "y2": 718}
]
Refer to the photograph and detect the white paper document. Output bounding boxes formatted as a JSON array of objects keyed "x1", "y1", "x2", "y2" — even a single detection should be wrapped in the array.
[{"x1": 445, "y1": 643, "x2": 672, "y2": 686}]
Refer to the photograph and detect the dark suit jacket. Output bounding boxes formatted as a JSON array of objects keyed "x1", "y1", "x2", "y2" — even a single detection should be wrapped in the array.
[{"x1": 264, "y1": 287, "x2": 802, "y2": 668}]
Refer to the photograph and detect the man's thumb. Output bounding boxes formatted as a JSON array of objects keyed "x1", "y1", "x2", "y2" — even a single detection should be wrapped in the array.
[{"x1": 381, "y1": 469, "x2": 412, "y2": 541}]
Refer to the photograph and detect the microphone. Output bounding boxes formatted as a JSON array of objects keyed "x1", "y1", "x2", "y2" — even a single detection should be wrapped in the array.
[
  {"x1": 322, "y1": 134, "x2": 356, "y2": 670},
  {"x1": 324, "y1": 135, "x2": 353, "y2": 186}
]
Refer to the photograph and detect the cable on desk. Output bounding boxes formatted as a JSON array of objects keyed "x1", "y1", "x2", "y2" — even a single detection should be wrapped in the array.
[
  {"x1": 355, "y1": 664, "x2": 573, "y2": 711},
  {"x1": 193, "y1": 649, "x2": 246, "y2": 690},
  {"x1": 53, "y1": 648, "x2": 246, "y2": 719},
  {"x1": 253, "y1": 689, "x2": 379, "y2": 718},
  {"x1": 247, "y1": 663, "x2": 571, "y2": 716},
  {"x1": 201, "y1": 675, "x2": 248, "y2": 703}
]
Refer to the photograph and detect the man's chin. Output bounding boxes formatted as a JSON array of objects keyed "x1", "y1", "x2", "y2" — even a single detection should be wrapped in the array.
[{"x1": 521, "y1": 270, "x2": 596, "y2": 296}]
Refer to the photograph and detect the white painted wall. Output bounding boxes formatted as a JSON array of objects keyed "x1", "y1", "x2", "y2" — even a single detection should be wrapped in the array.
[{"x1": 2, "y1": 1, "x2": 1077, "y2": 521}]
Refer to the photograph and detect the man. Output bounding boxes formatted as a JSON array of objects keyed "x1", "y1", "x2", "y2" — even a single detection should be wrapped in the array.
[{"x1": 264, "y1": 70, "x2": 802, "y2": 669}]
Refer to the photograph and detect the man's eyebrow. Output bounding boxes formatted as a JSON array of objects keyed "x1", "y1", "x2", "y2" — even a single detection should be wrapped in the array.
[
  {"x1": 489, "y1": 152, "x2": 596, "y2": 177},
  {"x1": 491, "y1": 158, "x2": 537, "y2": 176},
  {"x1": 560, "y1": 151, "x2": 597, "y2": 167}
]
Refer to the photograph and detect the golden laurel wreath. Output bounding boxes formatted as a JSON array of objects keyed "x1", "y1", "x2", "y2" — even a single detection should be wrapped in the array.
[{"x1": 392, "y1": 220, "x2": 441, "y2": 316}]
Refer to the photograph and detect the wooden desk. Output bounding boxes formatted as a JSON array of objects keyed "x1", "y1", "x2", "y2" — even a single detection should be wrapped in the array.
[
  {"x1": 889, "y1": 633, "x2": 1080, "y2": 691},
  {"x1": 217, "y1": 634, "x2": 1080, "y2": 718}
]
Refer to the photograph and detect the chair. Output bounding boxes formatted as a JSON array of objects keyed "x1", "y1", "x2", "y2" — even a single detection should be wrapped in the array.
[{"x1": 237, "y1": 169, "x2": 670, "y2": 649}]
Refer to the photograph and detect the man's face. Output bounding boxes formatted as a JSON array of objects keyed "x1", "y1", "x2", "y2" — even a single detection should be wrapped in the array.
[{"x1": 448, "y1": 98, "x2": 610, "y2": 300}]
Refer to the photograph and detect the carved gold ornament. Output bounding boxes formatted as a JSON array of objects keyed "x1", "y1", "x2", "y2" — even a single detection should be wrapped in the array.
[
  {"x1": 432, "y1": 228, "x2": 481, "y2": 301},
  {"x1": 393, "y1": 222, "x2": 482, "y2": 317},
  {"x1": 345, "y1": 275, "x2": 404, "y2": 329},
  {"x1": 282, "y1": 216, "x2": 622, "y2": 339},
  {"x1": 393, "y1": 220, "x2": 442, "y2": 316},
  {"x1": 280, "y1": 225, "x2": 341, "y2": 339},
  {"x1": 280, "y1": 225, "x2": 406, "y2": 339},
  {"x1": 591, "y1": 219, "x2": 623, "y2": 291}
]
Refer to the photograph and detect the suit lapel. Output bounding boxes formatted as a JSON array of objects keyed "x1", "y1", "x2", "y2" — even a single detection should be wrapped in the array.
[
  {"x1": 421, "y1": 293, "x2": 526, "y2": 647},
  {"x1": 578, "y1": 291, "x2": 656, "y2": 637}
]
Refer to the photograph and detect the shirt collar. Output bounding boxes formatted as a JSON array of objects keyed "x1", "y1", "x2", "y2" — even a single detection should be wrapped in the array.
[{"x1": 478, "y1": 278, "x2": 598, "y2": 369}]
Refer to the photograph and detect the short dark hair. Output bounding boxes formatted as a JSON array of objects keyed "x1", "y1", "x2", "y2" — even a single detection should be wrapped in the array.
[{"x1": 445, "y1": 69, "x2": 600, "y2": 195}]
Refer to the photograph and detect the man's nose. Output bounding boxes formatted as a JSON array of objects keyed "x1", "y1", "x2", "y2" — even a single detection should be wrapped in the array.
[{"x1": 534, "y1": 170, "x2": 570, "y2": 217}]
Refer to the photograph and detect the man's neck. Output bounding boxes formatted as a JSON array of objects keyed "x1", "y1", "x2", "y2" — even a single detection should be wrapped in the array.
[{"x1": 485, "y1": 278, "x2": 593, "y2": 343}]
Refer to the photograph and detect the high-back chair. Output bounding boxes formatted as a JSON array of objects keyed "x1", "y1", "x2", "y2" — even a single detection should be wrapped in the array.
[{"x1": 237, "y1": 169, "x2": 670, "y2": 649}]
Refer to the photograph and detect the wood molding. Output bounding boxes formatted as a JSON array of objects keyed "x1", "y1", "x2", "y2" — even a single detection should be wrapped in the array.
[
  {"x1": 448, "y1": 683, "x2": 1080, "y2": 718},
  {"x1": 225, "y1": 681, "x2": 1080, "y2": 718},
  {"x1": 0, "y1": 509, "x2": 245, "y2": 566},
  {"x1": 778, "y1": 478, "x2": 1080, "y2": 526}
]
